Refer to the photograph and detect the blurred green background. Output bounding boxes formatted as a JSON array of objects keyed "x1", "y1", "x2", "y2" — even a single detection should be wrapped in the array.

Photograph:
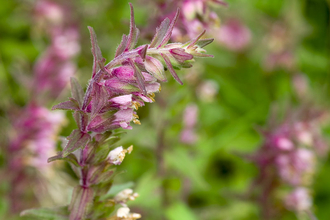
[{"x1": 0, "y1": 0, "x2": 329, "y2": 219}]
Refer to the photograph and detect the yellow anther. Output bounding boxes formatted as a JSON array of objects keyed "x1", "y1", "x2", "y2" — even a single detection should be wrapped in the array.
[
  {"x1": 133, "y1": 114, "x2": 139, "y2": 119},
  {"x1": 133, "y1": 119, "x2": 141, "y2": 125},
  {"x1": 127, "y1": 145, "x2": 133, "y2": 154},
  {"x1": 148, "y1": 96, "x2": 155, "y2": 102},
  {"x1": 132, "y1": 102, "x2": 141, "y2": 110}
]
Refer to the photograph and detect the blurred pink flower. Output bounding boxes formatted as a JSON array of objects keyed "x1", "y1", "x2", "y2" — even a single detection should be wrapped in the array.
[
  {"x1": 262, "y1": 22, "x2": 296, "y2": 71},
  {"x1": 33, "y1": 0, "x2": 80, "y2": 98},
  {"x1": 9, "y1": 104, "x2": 65, "y2": 169},
  {"x1": 250, "y1": 107, "x2": 328, "y2": 216},
  {"x1": 197, "y1": 79, "x2": 219, "y2": 102},
  {"x1": 144, "y1": 0, "x2": 225, "y2": 42},
  {"x1": 180, "y1": 104, "x2": 198, "y2": 144},
  {"x1": 217, "y1": 19, "x2": 251, "y2": 51},
  {"x1": 285, "y1": 187, "x2": 312, "y2": 212}
]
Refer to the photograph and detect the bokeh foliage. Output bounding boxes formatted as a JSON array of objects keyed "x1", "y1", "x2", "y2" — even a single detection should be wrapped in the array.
[{"x1": 0, "y1": 0, "x2": 329, "y2": 219}]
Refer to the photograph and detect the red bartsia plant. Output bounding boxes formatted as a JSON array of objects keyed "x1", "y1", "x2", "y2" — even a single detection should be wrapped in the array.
[
  {"x1": 247, "y1": 107, "x2": 328, "y2": 220},
  {"x1": 21, "y1": 3, "x2": 213, "y2": 220}
]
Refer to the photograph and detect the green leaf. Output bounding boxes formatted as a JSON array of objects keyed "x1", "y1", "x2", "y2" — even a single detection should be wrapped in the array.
[
  {"x1": 165, "y1": 148, "x2": 209, "y2": 190},
  {"x1": 20, "y1": 206, "x2": 69, "y2": 220},
  {"x1": 165, "y1": 202, "x2": 198, "y2": 220}
]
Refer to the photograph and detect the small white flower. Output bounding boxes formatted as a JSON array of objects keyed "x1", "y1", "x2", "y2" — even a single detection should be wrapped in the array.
[
  {"x1": 116, "y1": 207, "x2": 141, "y2": 220},
  {"x1": 108, "y1": 146, "x2": 126, "y2": 165},
  {"x1": 115, "y1": 188, "x2": 139, "y2": 204},
  {"x1": 107, "y1": 146, "x2": 133, "y2": 165},
  {"x1": 117, "y1": 207, "x2": 130, "y2": 218}
]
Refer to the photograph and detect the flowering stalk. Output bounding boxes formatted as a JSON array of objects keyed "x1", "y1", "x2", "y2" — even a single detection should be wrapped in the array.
[
  {"x1": 4, "y1": 0, "x2": 80, "y2": 213},
  {"x1": 33, "y1": 0, "x2": 80, "y2": 99},
  {"x1": 22, "y1": 3, "x2": 213, "y2": 220},
  {"x1": 247, "y1": 107, "x2": 328, "y2": 220}
]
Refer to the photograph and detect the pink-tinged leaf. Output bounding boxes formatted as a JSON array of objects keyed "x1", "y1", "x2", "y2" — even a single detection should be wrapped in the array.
[
  {"x1": 105, "y1": 78, "x2": 140, "y2": 94},
  {"x1": 115, "y1": 34, "x2": 128, "y2": 57},
  {"x1": 211, "y1": 0, "x2": 228, "y2": 6},
  {"x1": 91, "y1": 82, "x2": 108, "y2": 117},
  {"x1": 52, "y1": 100, "x2": 80, "y2": 111},
  {"x1": 169, "y1": 48, "x2": 193, "y2": 63},
  {"x1": 128, "y1": 58, "x2": 147, "y2": 95},
  {"x1": 69, "y1": 186, "x2": 94, "y2": 220},
  {"x1": 69, "y1": 98, "x2": 80, "y2": 107},
  {"x1": 82, "y1": 83, "x2": 93, "y2": 110},
  {"x1": 145, "y1": 56, "x2": 167, "y2": 82},
  {"x1": 20, "y1": 206, "x2": 69, "y2": 220},
  {"x1": 133, "y1": 57, "x2": 147, "y2": 72},
  {"x1": 196, "y1": 38, "x2": 214, "y2": 48},
  {"x1": 62, "y1": 130, "x2": 91, "y2": 158},
  {"x1": 73, "y1": 111, "x2": 81, "y2": 130},
  {"x1": 161, "y1": 53, "x2": 183, "y2": 85},
  {"x1": 149, "y1": 18, "x2": 170, "y2": 48},
  {"x1": 157, "y1": 8, "x2": 180, "y2": 48},
  {"x1": 87, "y1": 111, "x2": 116, "y2": 133},
  {"x1": 88, "y1": 165, "x2": 115, "y2": 185},
  {"x1": 187, "y1": 30, "x2": 206, "y2": 49},
  {"x1": 73, "y1": 111, "x2": 89, "y2": 131},
  {"x1": 89, "y1": 109, "x2": 134, "y2": 131},
  {"x1": 48, "y1": 153, "x2": 63, "y2": 163},
  {"x1": 88, "y1": 26, "x2": 105, "y2": 77},
  {"x1": 70, "y1": 77, "x2": 84, "y2": 108},
  {"x1": 126, "y1": 3, "x2": 140, "y2": 51},
  {"x1": 138, "y1": 45, "x2": 148, "y2": 61}
]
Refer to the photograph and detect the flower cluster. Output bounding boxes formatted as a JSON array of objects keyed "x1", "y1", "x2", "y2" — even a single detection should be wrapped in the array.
[
  {"x1": 143, "y1": 0, "x2": 226, "y2": 41},
  {"x1": 22, "y1": 4, "x2": 213, "y2": 220},
  {"x1": 7, "y1": 103, "x2": 65, "y2": 212},
  {"x1": 216, "y1": 18, "x2": 251, "y2": 51},
  {"x1": 250, "y1": 107, "x2": 328, "y2": 218},
  {"x1": 9, "y1": 104, "x2": 64, "y2": 169},
  {"x1": 262, "y1": 22, "x2": 296, "y2": 72},
  {"x1": 34, "y1": 0, "x2": 80, "y2": 98},
  {"x1": 144, "y1": 0, "x2": 252, "y2": 52}
]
